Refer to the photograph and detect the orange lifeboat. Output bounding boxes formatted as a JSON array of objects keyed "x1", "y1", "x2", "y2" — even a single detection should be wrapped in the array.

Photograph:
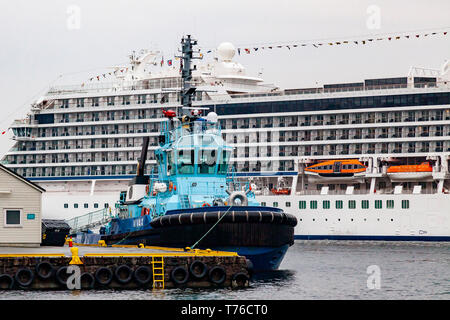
[
  {"x1": 387, "y1": 162, "x2": 433, "y2": 182},
  {"x1": 304, "y1": 159, "x2": 366, "y2": 182},
  {"x1": 271, "y1": 188, "x2": 291, "y2": 195}
]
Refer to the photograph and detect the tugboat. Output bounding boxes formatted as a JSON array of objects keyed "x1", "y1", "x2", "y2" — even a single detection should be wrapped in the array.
[{"x1": 96, "y1": 35, "x2": 297, "y2": 271}]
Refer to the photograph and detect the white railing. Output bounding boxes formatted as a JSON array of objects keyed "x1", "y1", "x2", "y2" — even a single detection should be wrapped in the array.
[{"x1": 65, "y1": 207, "x2": 114, "y2": 233}]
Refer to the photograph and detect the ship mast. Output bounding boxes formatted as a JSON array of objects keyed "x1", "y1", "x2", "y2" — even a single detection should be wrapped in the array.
[{"x1": 179, "y1": 34, "x2": 203, "y2": 116}]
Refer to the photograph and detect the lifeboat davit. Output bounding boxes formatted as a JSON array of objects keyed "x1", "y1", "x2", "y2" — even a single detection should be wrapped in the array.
[
  {"x1": 387, "y1": 162, "x2": 433, "y2": 182},
  {"x1": 304, "y1": 159, "x2": 366, "y2": 183}
]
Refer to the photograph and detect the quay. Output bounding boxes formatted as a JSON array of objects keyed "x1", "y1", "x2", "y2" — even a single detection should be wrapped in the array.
[{"x1": 0, "y1": 244, "x2": 251, "y2": 290}]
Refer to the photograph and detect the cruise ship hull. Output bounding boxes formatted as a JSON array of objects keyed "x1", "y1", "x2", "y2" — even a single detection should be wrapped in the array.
[{"x1": 52, "y1": 183, "x2": 450, "y2": 243}]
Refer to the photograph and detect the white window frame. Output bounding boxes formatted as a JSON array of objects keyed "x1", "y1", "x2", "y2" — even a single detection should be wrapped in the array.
[{"x1": 3, "y1": 208, "x2": 23, "y2": 228}]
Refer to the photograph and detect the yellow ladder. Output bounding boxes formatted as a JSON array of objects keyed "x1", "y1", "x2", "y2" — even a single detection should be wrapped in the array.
[{"x1": 152, "y1": 256, "x2": 165, "y2": 289}]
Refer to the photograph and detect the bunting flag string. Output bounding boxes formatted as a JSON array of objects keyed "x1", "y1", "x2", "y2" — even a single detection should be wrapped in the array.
[{"x1": 197, "y1": 28, "x2": 449, "y2": 56}]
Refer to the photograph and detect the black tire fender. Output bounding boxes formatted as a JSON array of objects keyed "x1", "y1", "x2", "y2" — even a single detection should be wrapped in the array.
[
  {"x1": 55, "y1": 266, "x2": 69, "y2": 286},
  {"x1": 80, "y1": 272, "x2": 95, "y2": 290},
  {"x1": 231, "y1": 272, "x2": 250, "y2": 288},
  {"x1": 208, "y1": 266, "x2": 226, "y2": 285},
  {"x1": 171, "y1": 266, "x2": 189, "y2": 285},
  {"x1": 35, "y1": 261, "x2": 54, "y2": 280},
  {"x1": 0, "y1": 274, "x2": 14, "y2": 290},
  {"x1": 189, "y1": 260, "x2": 208, "y2": 279},
  {"x1": 94, "y1": 267, "x2": 113, "y2": 286},
  {"x1": 114, "y1": 265, "x2": 133, "y2": 284},
  {"x1": 133, "y1": 266, "x2": 152, "y2": 286},
  {"x1": 15, "y1": 268, "x2": 34, "y2": 287}
]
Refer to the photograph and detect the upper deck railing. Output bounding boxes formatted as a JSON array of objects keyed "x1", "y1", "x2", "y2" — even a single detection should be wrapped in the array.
[
  {"x1": 225, "y1": 81, "x2": 450, "y2": 101},
  {"x1": 161, "y1": 120, "x2": 222, "y2": 146},
  {"x1": 46, "y1": 77, "x2": 204, "y2": 96},
  {"x1": 44, "y1": 72, "x2": 450, "y2": 100}
]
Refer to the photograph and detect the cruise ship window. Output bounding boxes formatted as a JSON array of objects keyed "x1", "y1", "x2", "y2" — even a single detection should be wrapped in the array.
[
  {"x1": 92, "y1": 97, "x2": 99, "y2": 107},
  {"x1": 401, "y1": 200, "x2": 409, "y2": 209},
  {"x1": 74, "y1": 203, "x2": 78, "y2": 208},
  {"x1": 94, "y1": 203, "x2": 99, "y2": 209},
  {"x1": 323, "y1": 200, "x2": 330, "y2": 209},
  {"x1": 64, "y1": 203, "x2": 68, "y2": 209},
  {"x1": 361, "y1": 200, "x2": 369, "y2": 209},
  {"x1": 107, "y1": 96, "x2": 115, "y2": 106},
  {"x1": 310, "y1": 200, "x2": 318, "y2": 209},
  {"x1": 375, "y1": 200, "x2": 382, "y2": 209},
  {"x1": 84, "y1": 203, "x2": 88, "y2": 208},
  {"x1": 348, "y1": 200, "x2": 356, "y2": 209},
  {"x1": 273, "y1": 202, "x2": 278, "y2": 208},
  {"x1": 285, "y1": 202, "x2": 291, "y2": 207},
  {"x1": 386, "y1": 200, "x2": 394, "y2": 209},
  {"x1": 335, "y1": 200, "x2": 343, "y2": 209},
  {"x1": 299, "y1": 201, "x2": 307, "y2": 209}
]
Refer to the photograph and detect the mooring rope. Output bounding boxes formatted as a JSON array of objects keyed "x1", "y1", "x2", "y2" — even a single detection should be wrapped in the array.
[{"x1": 190, "y1": 205, "x2": 234, "y2": 250}]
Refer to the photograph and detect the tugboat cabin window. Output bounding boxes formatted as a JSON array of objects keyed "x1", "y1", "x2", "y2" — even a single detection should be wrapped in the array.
[
  {"x1": 198, "y1": 149, "x2": 217, "y2": 174},
  {"x1": 177, "y1": 149, "x2": 195, "y2": 174},
  {"x1": 167, "y1": 151, "x2": 176, "y2": 175},
  {"x1": 217, "y1": 150, "x2": 231, "y2": 175}
]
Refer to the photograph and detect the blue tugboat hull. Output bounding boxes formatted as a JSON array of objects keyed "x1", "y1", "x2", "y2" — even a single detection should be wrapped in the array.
[
  {"x1": 97, "y1": 207, "x2": 296, "y2": 271},
  {"x1": 214, "y1": 245, "x2": 290, "y2": 271}
]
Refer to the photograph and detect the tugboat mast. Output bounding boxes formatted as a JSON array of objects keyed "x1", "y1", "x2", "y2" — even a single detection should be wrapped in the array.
[{"x1": 179, "y1": 34, "x2": 202, "y2": 116}]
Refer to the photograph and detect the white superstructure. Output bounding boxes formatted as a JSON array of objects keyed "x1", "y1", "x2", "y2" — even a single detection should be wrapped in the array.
[{"x1": 3, "y1": 42, "x2": 450, "y2": 240}]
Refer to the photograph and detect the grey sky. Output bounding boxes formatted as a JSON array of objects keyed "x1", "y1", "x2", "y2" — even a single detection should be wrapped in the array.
[{"x1": 1, "y1": 0, "x2": 449, "y2": 156}]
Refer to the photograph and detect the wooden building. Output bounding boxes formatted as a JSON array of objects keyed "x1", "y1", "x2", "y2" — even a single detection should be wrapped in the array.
[{"x1": 0, "y1": 164, "x2": 45, "y2": 247}]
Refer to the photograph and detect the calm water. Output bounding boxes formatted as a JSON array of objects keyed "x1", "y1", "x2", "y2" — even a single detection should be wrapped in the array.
[{"x1": 1, "y1": 241, "x2": 449, "y2": 300}]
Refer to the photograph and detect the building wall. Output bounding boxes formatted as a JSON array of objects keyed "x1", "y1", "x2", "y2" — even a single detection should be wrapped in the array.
[{"x1": 0, "y1": 169, "x2": 42, "y2": 246}]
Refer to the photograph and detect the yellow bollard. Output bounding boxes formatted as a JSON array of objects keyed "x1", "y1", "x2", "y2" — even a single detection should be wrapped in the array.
[
  {"x1": 69, "y1": 247, "x2": 83, "y2": 265},
  {"x1": 138, "y1": 243, "x2": 145, "y2": 248},
  {"x1": 98, "y1": 240, "x2": 107, "y2": 247}
]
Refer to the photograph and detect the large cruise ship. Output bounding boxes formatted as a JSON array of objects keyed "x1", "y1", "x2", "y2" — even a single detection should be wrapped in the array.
[{"x1": 3, "y1": 40, "x2": 450, "y2": 240}]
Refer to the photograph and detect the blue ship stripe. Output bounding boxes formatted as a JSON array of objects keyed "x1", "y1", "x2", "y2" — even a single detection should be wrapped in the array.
[{"x1": 294, "y1": 235, "x2": 450, "y2": 241}]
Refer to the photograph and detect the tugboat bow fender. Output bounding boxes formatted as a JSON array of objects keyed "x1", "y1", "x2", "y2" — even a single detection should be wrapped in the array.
[{"x1": 150, "y1": 209, "x2": 297, "y2": 228}]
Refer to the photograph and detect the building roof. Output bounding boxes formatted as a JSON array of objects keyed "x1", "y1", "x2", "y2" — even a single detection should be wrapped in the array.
[{"x1": 0, "y1": 164, "x2": 46, "y2": 193}]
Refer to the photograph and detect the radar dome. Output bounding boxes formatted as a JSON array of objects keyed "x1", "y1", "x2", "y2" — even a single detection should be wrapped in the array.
[
  {"x1": 217, "y1": 42, "x2": 235, "y2": 62},
  {"x1": 206, "y1": 112, "x2": 218, "y2": 123}
]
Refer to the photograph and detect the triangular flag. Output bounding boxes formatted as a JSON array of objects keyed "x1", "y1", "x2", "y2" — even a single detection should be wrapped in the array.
[{"x1": 245, "y1": 48, "x2": 250, "y2": 54}]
